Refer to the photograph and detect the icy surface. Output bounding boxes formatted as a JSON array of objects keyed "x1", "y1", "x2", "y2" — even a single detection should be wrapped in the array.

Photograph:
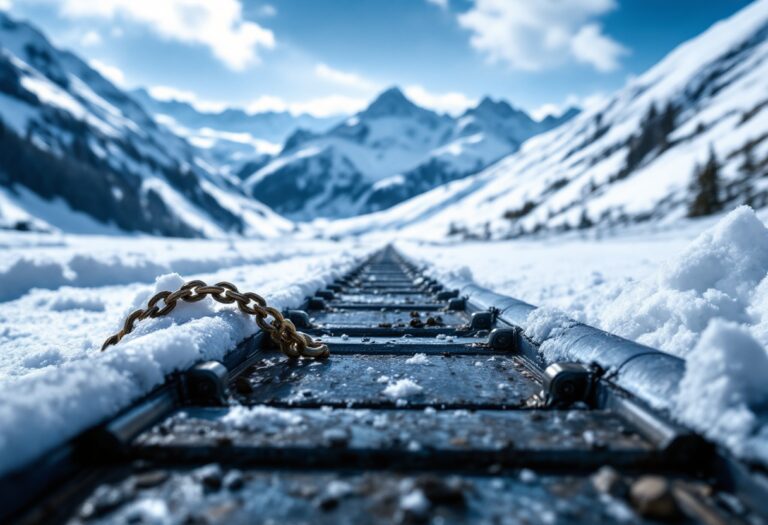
[{"x1": 0, "y1": 235, "x2": 371, "y2": 476}]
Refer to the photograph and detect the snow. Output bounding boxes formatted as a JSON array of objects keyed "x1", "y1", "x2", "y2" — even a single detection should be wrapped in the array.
[
  {"x1": 0, "y1": 235, "x2": 371, "y2": 476},
  {"x1": 399, "y1": 489, "x2": 430, "y2": 514},
  {"x1": 676, "y1": 320, "x2": 768, "y2": 461},
  {"x1": 399, "y1": 205, "x2": 768, "y2": 463},
  {"x1": 405, "y1": 353, "x2": 429, "y2": 364},
  {"x1": 596, "y1": 206, "x2": 768, "y2": 357},
  {"x1": 382, "y1": 378, "x2": 423, "y2": 399}
]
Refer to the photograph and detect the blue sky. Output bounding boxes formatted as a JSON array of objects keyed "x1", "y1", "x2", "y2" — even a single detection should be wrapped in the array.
[{"x1": 4, "y1": 0, "x2": 754, "y2": 118}]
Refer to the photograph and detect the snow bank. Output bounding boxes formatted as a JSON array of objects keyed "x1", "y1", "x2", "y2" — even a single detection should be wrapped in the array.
[
  {"x1": 0, "y1": 237, "x2": 330, "y2": 301},
  {"x1": 598, "y1": 206, "x2": 768, "y2": 357},
  {"x1": 0, "y1": 244, "x2": 365, "y2": 477},
  {"x1": 677, "y1": 321, "x2": 768, "y2": 461}
]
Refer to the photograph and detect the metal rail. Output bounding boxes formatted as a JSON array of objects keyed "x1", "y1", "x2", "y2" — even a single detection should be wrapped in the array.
[{"x1": 2, "y1": 246, "x2": 766, "y2": 524}]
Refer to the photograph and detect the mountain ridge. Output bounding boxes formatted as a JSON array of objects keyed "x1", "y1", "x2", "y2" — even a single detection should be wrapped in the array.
[
  {"x1": 320, "y1": 0, "x2": 768, "y2": 240},
  {"x1": 0, "y1": 12, "x2": 290, "y2": 237},
  {"x1": 244, "y1": 86, "x2": 576, "y2": 220}
]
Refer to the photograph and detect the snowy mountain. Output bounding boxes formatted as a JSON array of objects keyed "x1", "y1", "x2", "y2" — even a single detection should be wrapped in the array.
[
  {"x1": 244, "y1": 87, "x2": 575, "y2": 220},
  {"x1": 0, "y1": 13, "x2": 290, "y2": 237},
  {"x1": 324, "y1": 0, "x2": 768, "y2": 239},
  {"x1": 131, "y1": 88, "x2": 340, "y2": 178}
]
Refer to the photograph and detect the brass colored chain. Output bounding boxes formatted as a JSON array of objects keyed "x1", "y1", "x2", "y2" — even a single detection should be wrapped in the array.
[{"x1": 101, "y1": 280, "x2": 329, "y2": 358}]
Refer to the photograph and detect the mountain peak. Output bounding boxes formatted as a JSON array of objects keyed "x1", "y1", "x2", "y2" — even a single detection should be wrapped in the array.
[
  {"x1": 472, "y1": 96, "x2": 520, "y2": 119},
  {"x1": 362, "y1": 86, "x2": 420, "y2": 118}
]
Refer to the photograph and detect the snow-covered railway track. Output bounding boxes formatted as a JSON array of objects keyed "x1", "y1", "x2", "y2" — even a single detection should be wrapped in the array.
[{"x1": 3, "y1": 246, "x2": 767, "y2": 524}]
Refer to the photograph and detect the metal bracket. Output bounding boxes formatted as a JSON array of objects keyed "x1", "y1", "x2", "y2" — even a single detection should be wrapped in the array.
[
  {"x1": 183, "y1": 361, "x2": 229, "y2": 406},
  {"x1": 285, "y1": 309, "x2": 312, "y2": 329},
  {"x1": 316, "y1": 290, "x2": 335, "y2": 300},
  {"x1": 307, "y1": 297, "x2": 327, "y2": 310},
  {"x1": 487, "y1": 327, "x2": 520, "y2": 352},
  {"x1": 436, "y1": 289, "x2": 459, "y2": 300},
  {"x1": 448, "y1": 297, "x2": 466, "y2": 311},
  {"x1": 469, "y1": 311, "x2": 494, "y2": 330},
  {"x1": 542, "y1": 362, "x2": 595, "y2": 408}
]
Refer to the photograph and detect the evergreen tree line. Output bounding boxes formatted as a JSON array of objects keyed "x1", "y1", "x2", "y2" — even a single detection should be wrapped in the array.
[{"x1": 687, "y1": 140, "x2": 767, "y2": 217}]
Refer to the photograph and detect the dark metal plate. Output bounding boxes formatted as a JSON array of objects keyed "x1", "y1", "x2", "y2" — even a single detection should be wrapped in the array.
[
  {"x1": 134, "y1": 407, "x2": 656, "y2": 469},
  {"x1": 311, "y1": 310, "x2": 468, "y2": 329},
  {"x1": 231, "y1": 353, "x2": 539, "y2": 409}
]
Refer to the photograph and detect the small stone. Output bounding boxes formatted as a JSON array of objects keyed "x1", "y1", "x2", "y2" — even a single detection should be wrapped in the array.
[
  {"x1": 591, "y1": 466, "x2": 627, "y2": 498},
  {"x1": 80, "y1": 486, "x2": 130, "y2": 519},
  {"x1": 414, "y1": 475, "x2": 466, "y2": 507},
  {"x1": 629, "y1": 476, "x2": 680, "y2": 520},
  {"x1": 215, "y1": 435, "x2": 233, "y2": 447},
  {"x1": 519, "y1": 469, "x2": 536, "y2": 483},
  {"x1": 224, "y1": 470, "x2": 245, "y2": 491},
  {"x1": 323, "y1": 428, "x2": 350, "y2": 447},
  {"x1": 132, "y1": 470, "x2": 168, "y2": 489},
  {"x1": 196, "y1": 464, "x2": 223, "y2": 493}
]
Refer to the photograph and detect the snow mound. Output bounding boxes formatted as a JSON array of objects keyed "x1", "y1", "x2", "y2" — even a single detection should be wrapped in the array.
[
  {"x1": 677, "y1": 320, "x2": 768, "y2": 461},
  {"x1": 405, "y1": 353, "x2": 429, "y2": 365},
  {"x1": 383, "y1": 379, "x2": 423, "y2": 399},
  {"x1": 599, "y1": 207, "x2": 768, "y2": 357},
  {"x1": 525, "y1": 307, "x2": 577, "y2": 344},
  {"x1": 221, "y1": 405, "x2": 304, "y2": 430}
]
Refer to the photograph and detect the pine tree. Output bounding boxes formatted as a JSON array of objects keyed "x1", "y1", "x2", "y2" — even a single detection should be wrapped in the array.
[{"x1": 688, "y1": 147, "x2": 723, "y2": 217}]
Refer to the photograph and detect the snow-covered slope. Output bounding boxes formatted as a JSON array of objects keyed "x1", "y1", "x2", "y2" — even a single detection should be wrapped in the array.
[
  {"x1": 325, "y1": 0, "x2": 768, "y2": 239},
  {"x1": 244, "y1": 87, "x2": 574, "y2": 220},
  {"x1": 0, "y1": 13, "x2": 291, "y2": 237},
  {"x1": 131, "y1": 88, "x2": 340, "y2": 178}
]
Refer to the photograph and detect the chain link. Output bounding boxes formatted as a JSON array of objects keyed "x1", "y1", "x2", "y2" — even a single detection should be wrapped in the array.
[{"x1": 101, "y1": 280, "x2": 329, "y2": 358}]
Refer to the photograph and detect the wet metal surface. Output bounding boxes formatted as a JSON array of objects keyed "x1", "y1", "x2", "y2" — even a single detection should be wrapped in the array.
[
  {"x1": 311, "y1": 309, "x2": 469, "y2": 329},
  {"x1": 231, "y1": 353, "x2": 539, "y2": 409},
  {"x1": 134, "y1": 408, "x2": 656, "y2": 469}
]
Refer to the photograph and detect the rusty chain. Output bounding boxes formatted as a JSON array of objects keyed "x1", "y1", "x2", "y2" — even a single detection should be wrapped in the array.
[{"x1": 101, "y1": 280, "x2": 329, "y2": 358}]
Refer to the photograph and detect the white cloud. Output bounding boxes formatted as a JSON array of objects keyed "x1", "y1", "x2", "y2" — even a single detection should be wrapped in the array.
[
  {"x1": 148, "y1": 85, "x2": 227, "y2": 112},
  {"x1": 426, "y1": 0, "x2": 448, "y2": 9},
  {"x1": 571, "y1": 23, "x2": 627, "y2": 72},
  {"x1": 80, "y1": 30, "x2": 102, "y2": 47},
  {"x1": 46, "y1": 0, "x2": 275, "y2": 71},
  {"x1": 314, "y1": 63, "x2": 380, "y2": 92},
  {"x1": 0, "y1": 0, "x2": 12, "y2": 11},
  {"x1": 247, "y1": 94, "x2": 367, "y2": 118},
  {"x1": 404, "y1": 85, "x2": 476, "y2": 115},
  {"x1": 530, "y1": 103, "x2": 562, "y2": 121},
  {"x1": 88, "y1": 59, "x2": 125, "y2": 86},
  {"x1": 458, "y1": 0, "x2": 628, "y2": 73},
  {"x1": 291, "y1": 95, "x2": 369, "y2": 117},
  {"x1": 246, "y1": 95, "x2": 289, "y2": 113},
  {"x1": 258, "y1": 4, "x2": 277, "y2": 17}
]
